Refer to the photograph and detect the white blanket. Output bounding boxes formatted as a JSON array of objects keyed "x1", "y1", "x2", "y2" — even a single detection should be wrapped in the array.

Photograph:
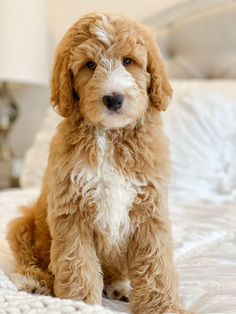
[{"x1": 0, "y1": 188, "x2": 235, "y2": 313}]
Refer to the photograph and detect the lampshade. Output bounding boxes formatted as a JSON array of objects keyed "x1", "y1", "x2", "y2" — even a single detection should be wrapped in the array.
[{"x1": 0, "y1": 0, "x2": 49, "y2": 86}]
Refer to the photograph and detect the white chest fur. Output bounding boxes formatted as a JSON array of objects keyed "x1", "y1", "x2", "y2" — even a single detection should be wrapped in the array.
[
  {"x1": 95, "y1": 130, "x2": 137, "y2": 246},
  {"x1": 71, "y1": 130, "x2": 138, "y2": 247}
]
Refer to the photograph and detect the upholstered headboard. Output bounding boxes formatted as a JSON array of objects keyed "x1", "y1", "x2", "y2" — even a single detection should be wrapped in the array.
[{"x1": 144, "y1": 0, "x2": 236, "y2": 78}]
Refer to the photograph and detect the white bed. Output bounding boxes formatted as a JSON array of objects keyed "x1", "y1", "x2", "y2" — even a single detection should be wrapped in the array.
[
  {"x1": 1, "y1": 1, "x2": 236, "y2": 313},
  {"x1": 1, "y1": 80, "x2": 236, "y2": 313},
  {"x1": 1, "y1": 187, "x2": 236, "y2": 313}
]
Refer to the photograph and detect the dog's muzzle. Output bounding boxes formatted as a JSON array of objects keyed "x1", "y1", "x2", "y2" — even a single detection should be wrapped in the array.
[{"x1": 103, "y1": 94, "x2": 124, "y2": 111}]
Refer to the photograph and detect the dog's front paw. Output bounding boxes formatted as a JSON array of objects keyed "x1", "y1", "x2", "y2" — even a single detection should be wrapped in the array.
[{"x1": 103, "y1": 280, "x2": 130, "y2": 303}]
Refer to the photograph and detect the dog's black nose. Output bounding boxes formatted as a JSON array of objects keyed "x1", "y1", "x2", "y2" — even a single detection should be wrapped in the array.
[{"x1": 103, "y1": 94, "x2": 124, "y2": 111}]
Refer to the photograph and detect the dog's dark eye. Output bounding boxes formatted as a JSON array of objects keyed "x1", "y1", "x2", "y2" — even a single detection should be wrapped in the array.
[
  {"x1": 86, "y1": 61, "x2": 96, "y2": 69},
  {"x1": 122, "y1": 57, "x2": 133, "y2": 66}
]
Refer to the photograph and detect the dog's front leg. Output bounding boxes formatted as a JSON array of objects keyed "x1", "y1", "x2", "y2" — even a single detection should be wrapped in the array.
[
  {"x1": 48, "y1": 211, "x2": 103, "y2": 304},
  {"x1": 128, "y1": 214, "x2": 183, "y2": 314}
]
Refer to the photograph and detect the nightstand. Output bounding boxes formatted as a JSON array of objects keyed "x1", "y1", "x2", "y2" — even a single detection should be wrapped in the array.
[{"x1": 0, "y1": 158, "x2": 23, "y2": 189}]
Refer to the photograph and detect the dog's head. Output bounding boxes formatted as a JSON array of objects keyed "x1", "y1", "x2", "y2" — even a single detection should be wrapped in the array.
[{"x1": 51, "y1": 13, "x2": 172, "y2": 128}]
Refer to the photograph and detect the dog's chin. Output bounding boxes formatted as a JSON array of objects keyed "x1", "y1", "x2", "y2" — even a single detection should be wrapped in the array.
[
  {"x1": 100, "y1": 115, "x2": 135, "y2": 129},
  {"x1": 80, "y1": 100, "x2": 144, "y2": 129},
  {"x1": 83, "y1": 112, "x2": 137, "y2": 129}
]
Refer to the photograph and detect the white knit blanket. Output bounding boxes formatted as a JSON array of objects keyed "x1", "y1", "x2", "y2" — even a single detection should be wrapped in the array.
[{"x1": 0, "y1": 268, "x2": 129, "y2": 314}]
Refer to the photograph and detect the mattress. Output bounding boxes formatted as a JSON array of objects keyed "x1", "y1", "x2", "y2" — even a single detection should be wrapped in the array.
[{"x1": 0, "y1": 187, "x2": 235, "y2": 313}]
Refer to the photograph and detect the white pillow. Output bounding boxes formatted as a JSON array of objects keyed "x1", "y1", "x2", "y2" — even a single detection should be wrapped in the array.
[
  {"x1": 20, "y1": 109, "x2": 63, "y2": 188},
  {"x1": 164, "y1": 80, "x2": 236, "y2": 202},
  {"x1": 21, "y1": 80, "x2": 236, "y2": 202}
]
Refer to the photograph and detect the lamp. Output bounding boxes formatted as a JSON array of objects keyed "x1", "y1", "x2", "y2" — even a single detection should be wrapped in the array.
[{"x1": 0, "y1": 0, "x2": 49, "y2": 188}]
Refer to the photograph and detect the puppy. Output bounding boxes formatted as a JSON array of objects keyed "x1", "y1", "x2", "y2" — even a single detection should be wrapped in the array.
[{"x1": 7, "y1": 13, "x2": 186, "y2": 314}]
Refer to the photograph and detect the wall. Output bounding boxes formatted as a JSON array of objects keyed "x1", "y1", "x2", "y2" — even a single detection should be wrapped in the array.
[
  {"x1": 47, "y1": 0, "x2": 183, "y2": 46},
  {"x1": 9, "y1": 0, "x2": 183, "y2": 158}
]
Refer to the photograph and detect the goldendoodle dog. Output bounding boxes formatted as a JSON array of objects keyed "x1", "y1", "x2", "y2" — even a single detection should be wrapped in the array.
[{"x1": 7, "y1": 13, "x2": 187, "y2": 314}]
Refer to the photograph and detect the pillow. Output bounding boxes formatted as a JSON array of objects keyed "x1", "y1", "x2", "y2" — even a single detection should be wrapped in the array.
[
  {"x1": 21, "y1": 80, "x2": 236, "y2": 202},
  {"x1": 20, "y1": 109, "x2": 63, "y2": 188},
  {"x1": 163, "y1": 80, "x2": 236, "y2": 202}
]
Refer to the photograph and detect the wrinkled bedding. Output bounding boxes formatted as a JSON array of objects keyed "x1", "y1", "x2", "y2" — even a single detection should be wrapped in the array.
[{"x1": 0, "y1": 188, "x2": 235, "y2": 313}]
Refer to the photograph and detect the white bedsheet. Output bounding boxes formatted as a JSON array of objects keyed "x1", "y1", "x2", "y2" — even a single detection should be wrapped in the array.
[{"x1": 0, "y1": 188, "x2": 235, "y2": 313}]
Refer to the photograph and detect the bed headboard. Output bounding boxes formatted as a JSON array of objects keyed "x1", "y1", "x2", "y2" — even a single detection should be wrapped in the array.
[{"x1": 144, "y1": 0, "x2": 236, "y2": 79}]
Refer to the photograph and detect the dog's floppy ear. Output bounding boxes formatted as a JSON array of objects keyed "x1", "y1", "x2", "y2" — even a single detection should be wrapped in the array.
[
  {"x1": 146, "y1": 31, "x2": 173, "y2": 111},
  {"x1": 50, "y1": 34, "x2": 74, "y2": 118}
]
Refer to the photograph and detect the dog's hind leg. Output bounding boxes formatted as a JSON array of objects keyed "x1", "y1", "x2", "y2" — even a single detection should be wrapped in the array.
[
  {"x1": 7, "y1": 206, "x2": 36, "y2": 267},
  {"x1": 9, "y1": 266, "x2": 53, "y2": 295},
  {"x1": 102, "y1": 263, "x2": 130, "y2": 303},
  {"x1": 7, "y1": 205, "x2": 53, "y2": 295}
]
